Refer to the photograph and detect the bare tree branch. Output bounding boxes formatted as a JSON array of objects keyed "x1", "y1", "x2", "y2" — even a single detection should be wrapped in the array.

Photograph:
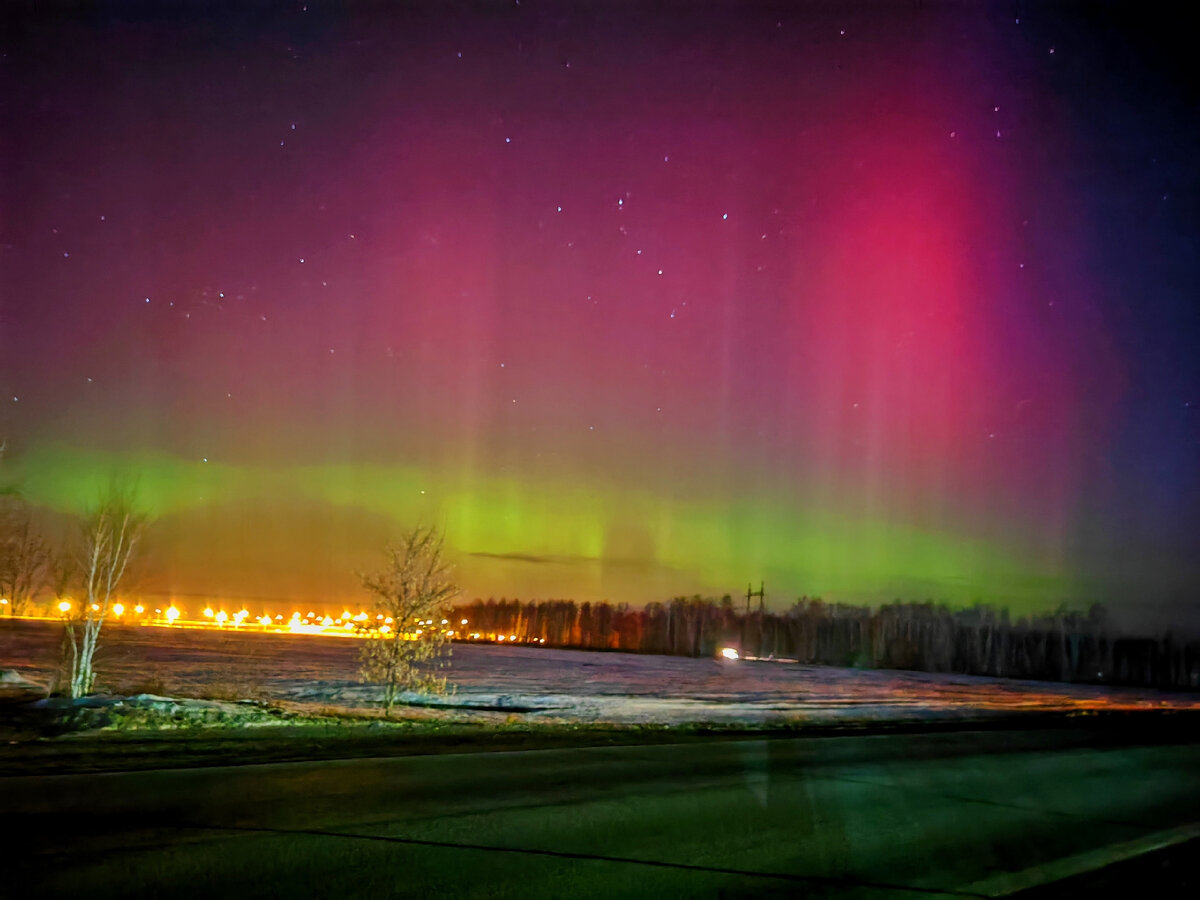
[
  {"x1": 59, "y1": 483, "x2": 149, "y2": 698},
  {"x1": 358, "y1": 525, "x2": 458, "y2": 712},
  {"x1": 0, "y1": 497, "x2": 51, "y2": 615}
]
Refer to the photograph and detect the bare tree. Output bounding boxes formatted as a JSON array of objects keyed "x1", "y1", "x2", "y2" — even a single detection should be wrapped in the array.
[
  {"x1": 60, "y1": 484, "x2": 147, "y2": 698},
  {"x1": 358, "y1": 525, "x2": 458, "y2": 713},
  {"x1": 0, "y1": 497, "x2": 50, "y2": 615}
]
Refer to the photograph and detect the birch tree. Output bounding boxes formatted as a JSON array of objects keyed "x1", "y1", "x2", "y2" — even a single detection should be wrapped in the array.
[
  {"x1": 61, "y1": 485, "x2": 147, "y2": 698},
  {"x1": 358, "y1": 525, "x2": 458, "y2": 713}
]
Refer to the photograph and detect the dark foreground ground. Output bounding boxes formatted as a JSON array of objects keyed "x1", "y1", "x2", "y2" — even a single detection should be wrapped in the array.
[{"x1": 5, "y1": 719, "x2": 1200, "y2": 898}]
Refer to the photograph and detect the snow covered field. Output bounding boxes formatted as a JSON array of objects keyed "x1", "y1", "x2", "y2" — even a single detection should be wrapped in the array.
[{"x1": 3, "y1": 619, "x2": 1199, "y2": 725}]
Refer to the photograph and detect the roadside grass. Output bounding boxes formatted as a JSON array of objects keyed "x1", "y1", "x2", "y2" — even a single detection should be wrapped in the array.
[
  {"x1": 0, "y1": 696, "x2": 809, "y2": 776},
  {"x1": 11, "y1": 706, "x2": 1194, "y2": 779}
]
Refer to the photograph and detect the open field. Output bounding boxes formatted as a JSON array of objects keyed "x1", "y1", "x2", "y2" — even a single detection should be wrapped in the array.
[{"x1": 4, "y1": 618, "x2": 1200, "y2": 726}]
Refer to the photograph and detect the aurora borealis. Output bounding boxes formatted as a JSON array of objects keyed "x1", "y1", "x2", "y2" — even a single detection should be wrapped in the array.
[{"x1": 3, "y1": 3, "x2": 1198, "y2": 626}]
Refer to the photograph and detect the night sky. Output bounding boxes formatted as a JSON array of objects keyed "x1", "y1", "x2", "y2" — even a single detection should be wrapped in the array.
[{"x1": 3, "y1": 2, "x2": 1198, "y2": 627}]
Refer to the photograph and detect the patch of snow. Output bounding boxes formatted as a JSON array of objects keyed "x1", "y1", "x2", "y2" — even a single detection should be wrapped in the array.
[{"x1": 4, "y1": 623, "x2": 1198, "y2": 727}]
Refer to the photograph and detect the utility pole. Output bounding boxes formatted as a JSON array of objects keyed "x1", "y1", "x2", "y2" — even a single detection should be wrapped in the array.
[{"x1": 746, "y1": 582, "x2": 764, "y2": 657}]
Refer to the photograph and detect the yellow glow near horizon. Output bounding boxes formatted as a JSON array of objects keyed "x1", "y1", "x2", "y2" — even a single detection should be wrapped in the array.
[{"x1": 16, "y1": 603, "x2": 535, "y2": 645}]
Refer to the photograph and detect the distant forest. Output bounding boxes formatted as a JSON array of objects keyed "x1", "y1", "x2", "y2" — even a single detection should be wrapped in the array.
[{"x1": 452, "y1": 596, "x2": 1200, "y2": 690}]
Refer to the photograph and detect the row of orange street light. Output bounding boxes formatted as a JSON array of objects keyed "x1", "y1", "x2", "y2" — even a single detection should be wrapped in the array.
[{"x1": 22, "y1": 601, "x2": 547, "y2": 644}]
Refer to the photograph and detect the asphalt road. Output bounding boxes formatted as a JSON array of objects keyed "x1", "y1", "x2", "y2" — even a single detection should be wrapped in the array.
[{"x1": 5, "y1": 726, "x2": 1200, "y2": 898}]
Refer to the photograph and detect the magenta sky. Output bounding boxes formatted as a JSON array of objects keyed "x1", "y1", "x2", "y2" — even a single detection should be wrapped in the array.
[{"x1": 3, "y1": 3, "x2": 1198, "y2": 627}]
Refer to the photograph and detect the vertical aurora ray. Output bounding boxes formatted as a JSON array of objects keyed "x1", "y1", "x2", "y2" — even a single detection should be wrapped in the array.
[{"x1": 2, "y1": 3, "x2": 1195, "y2": 623}]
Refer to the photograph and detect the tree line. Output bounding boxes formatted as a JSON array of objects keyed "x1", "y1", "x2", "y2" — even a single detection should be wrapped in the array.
[{"x1": 453, "y1": 595, "x2": 1200, "y2": 690}]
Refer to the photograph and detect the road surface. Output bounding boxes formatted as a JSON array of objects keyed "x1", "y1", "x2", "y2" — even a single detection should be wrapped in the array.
[{"x1": 5, "y1": 725, "x2": 1200, "y2": 897}]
